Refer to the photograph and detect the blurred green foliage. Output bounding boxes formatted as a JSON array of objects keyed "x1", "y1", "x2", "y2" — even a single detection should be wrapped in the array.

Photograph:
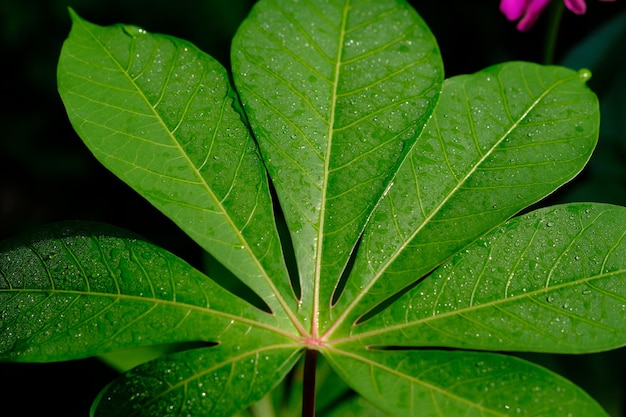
[{"x1": 1, "y1": 0, "x2": 625, "y2": 415}]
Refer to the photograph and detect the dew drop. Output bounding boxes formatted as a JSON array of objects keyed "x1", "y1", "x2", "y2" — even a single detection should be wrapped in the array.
[
  {"x1": 578, "y1": 68, "x2": 592, "y2": 81},
  {"x1": 123, "y1": 25, "x2": 147, "y2": 37}
]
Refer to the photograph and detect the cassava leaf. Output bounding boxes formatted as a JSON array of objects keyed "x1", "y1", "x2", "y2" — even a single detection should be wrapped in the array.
[
  {"x1": 57, "y1": 10, "x2": 298, "y2": 321},
  {"x1": 0, "y1": 221, "x2": 294, "y2": 362},
  {"x1": 91, "y1": 344, "x2": 301, "y2": 417},
  {"x1": 231, "y1": 0, "x2": 443, "y2": 324},
  {"x1": 351, "y1": 203, "x2": 626, "y2": 354},
  {"x1": 325, "y1": 348, "x2": 609, "y2": 417},
  {"x1": 2, "y1": 1, "x2": 622, "y2": 416},
  {"x1": 329, "y1": 61, "x2": 599, "y2": 330}
]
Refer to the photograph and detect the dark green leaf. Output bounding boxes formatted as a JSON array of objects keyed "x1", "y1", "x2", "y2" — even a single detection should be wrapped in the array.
[
  {"x1": 326, "y1": 395, "x2": 390, "y2": 417},
  {"x1": 326, "y1": 348, "x2": 609, "y2": 416},
  {"x1": 0, "y1": 221, "x2": 294, "y2": 361},
  {"x1": 92, "y1": 344, "x2": 301, "y2": 417}
]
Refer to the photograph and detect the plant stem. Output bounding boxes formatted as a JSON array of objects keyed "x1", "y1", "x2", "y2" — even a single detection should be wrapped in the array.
[
  {"x1": 302, "y1": 349, "x2": 318, "y2": 417},
  {"x1": 543, "y1": 1, "x2": 564, "y2": 65}
]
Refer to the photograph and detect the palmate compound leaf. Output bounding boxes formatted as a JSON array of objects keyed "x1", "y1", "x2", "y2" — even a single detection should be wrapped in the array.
[
  {"x1": 56, "y1": 9, "x2": 299, "y2": 328},
  {"x1": 2, "y1": 1, "x2": 619, "y2": 417},
  {"x1": 0, "y1": 221, "x2": 301, "y2": 416},
  {"x1": 231, "y1": 0, "x2": 443, "y2": 326}
]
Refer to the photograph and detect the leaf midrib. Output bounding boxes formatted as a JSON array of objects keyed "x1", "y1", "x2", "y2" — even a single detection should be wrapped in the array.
[
  {"x1": 1, "y1": 287, "x2": 298, "y2": 340},
  {"x1": 311, "y1": 0, "x2": 351, "y2": 339}
]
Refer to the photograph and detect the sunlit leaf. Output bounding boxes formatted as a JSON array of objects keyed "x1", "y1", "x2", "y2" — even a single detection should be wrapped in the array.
[
  {"x1": 2, "y1": 1, "x2": 624, "y2": 416},
  {"x1": 330, "y1": 62, "x2": 599, "y2": 329},
  {"x1": 352, "y1": 203, "x2": 626, "y2": 354},
  {"x1": 231, "y1": 0, "x2": 443, "y2": 322},
  {"x1": 57, "y1": 9, "x2": 298, "y2": 320}
]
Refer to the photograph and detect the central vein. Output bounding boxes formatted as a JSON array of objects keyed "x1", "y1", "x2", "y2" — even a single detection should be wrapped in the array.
[{"x1": 312, "y1": 0, "x2": 350, "y2": 340}]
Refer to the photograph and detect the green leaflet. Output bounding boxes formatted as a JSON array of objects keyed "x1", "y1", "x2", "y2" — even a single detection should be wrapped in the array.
[
  {"x1": 91, "y1": 344, "x2": 301, "y2": 417},
  {"x1": 57, "y1": 9, "x2": 298, "y2": 323},
  {"x1": 0, "y1": 221, "x2": 294, "y2": 362},
  {"x1": 329, "y1": 62, "x2": 599, "y2": 331},
  {"x1": 231, "y1": 0, "x2": 443, "y2": 324},
  {"x1": 352, "y1": 203, "x2": 626, "y2": 354},
  {"x1": 325, "y1": 348, "x2": 608, "y2": 417}
]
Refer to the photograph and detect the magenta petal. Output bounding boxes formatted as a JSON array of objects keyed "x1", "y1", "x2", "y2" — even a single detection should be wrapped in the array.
[
  {"x1": 516, "y1": 0, "x2": 552, "y2": 31},
  {"x1": 564, "y1": 0, "x2": 587, "y2": 14},
  {"x1": 500, "y1": 0, "x2": 533, "y2": 20}
]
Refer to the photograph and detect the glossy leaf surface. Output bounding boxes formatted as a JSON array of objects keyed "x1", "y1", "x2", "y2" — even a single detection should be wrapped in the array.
[
  {"x1": 92, "y1": 344, "x2": 301, "y2": 417},
  {"x1": 57, "y1": 9, "x2": 297, "y2": 319},
  {"x1": 0, "y1": 222, "x2": 294, "y2": 362},
  {"x1": 353, "y1": 203, "x2": 626, "y2": 354},
  {"x1": 2, "y1": 0, "x2": 625, "y2": 416},
  {"x1": 232, "y1": 0, "x2": 443, "y2": 324},
  {"x1": 329, "y1": 62, "x2": 599, "y2": 330}
]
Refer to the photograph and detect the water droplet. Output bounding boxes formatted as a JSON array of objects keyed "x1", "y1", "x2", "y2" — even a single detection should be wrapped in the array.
[
  {"x1": 123, "y1": 25, "x2": 147, "y2": 37},
  {"x1": 578, "y1": 68, "x2": 592, "y2": 81}
]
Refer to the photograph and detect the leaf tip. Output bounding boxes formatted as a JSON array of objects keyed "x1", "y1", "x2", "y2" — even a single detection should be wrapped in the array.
[{"x1": 67, "y1": 7, "x2": 80, "y2": 23}]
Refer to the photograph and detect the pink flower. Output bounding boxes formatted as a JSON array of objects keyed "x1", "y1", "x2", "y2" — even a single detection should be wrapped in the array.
[{"x1": 500, "y1": 0, "x2": 617, "y2": 31}]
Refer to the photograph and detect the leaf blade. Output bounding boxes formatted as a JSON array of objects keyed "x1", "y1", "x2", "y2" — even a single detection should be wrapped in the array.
[
  {"x1": 56, "y1": 10, "x2": 298, "y2": 322},
  {"x1": 331, "y1": 62, "x2": 600, "y2": 330},
  {"x1": 232, "y1": 0, "x2": 443, "y2": 325},
  {"x1": 0, "y1": 222, "x2": 295, "y2": 362},
  {"x1": 354, "y1": 203, "x2": 626, "y2": 354},
  {"x1": 91, "y1": 343, "x2": 302, "y2": 417},
  {"x1": 326, "y1": 347, "x2": 609, "y2": 417}
]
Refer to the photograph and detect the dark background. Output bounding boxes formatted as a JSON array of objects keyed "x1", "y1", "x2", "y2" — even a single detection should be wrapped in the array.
[{"x1": 1, "y1": 0, "x2": 626, "y2": 415}]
